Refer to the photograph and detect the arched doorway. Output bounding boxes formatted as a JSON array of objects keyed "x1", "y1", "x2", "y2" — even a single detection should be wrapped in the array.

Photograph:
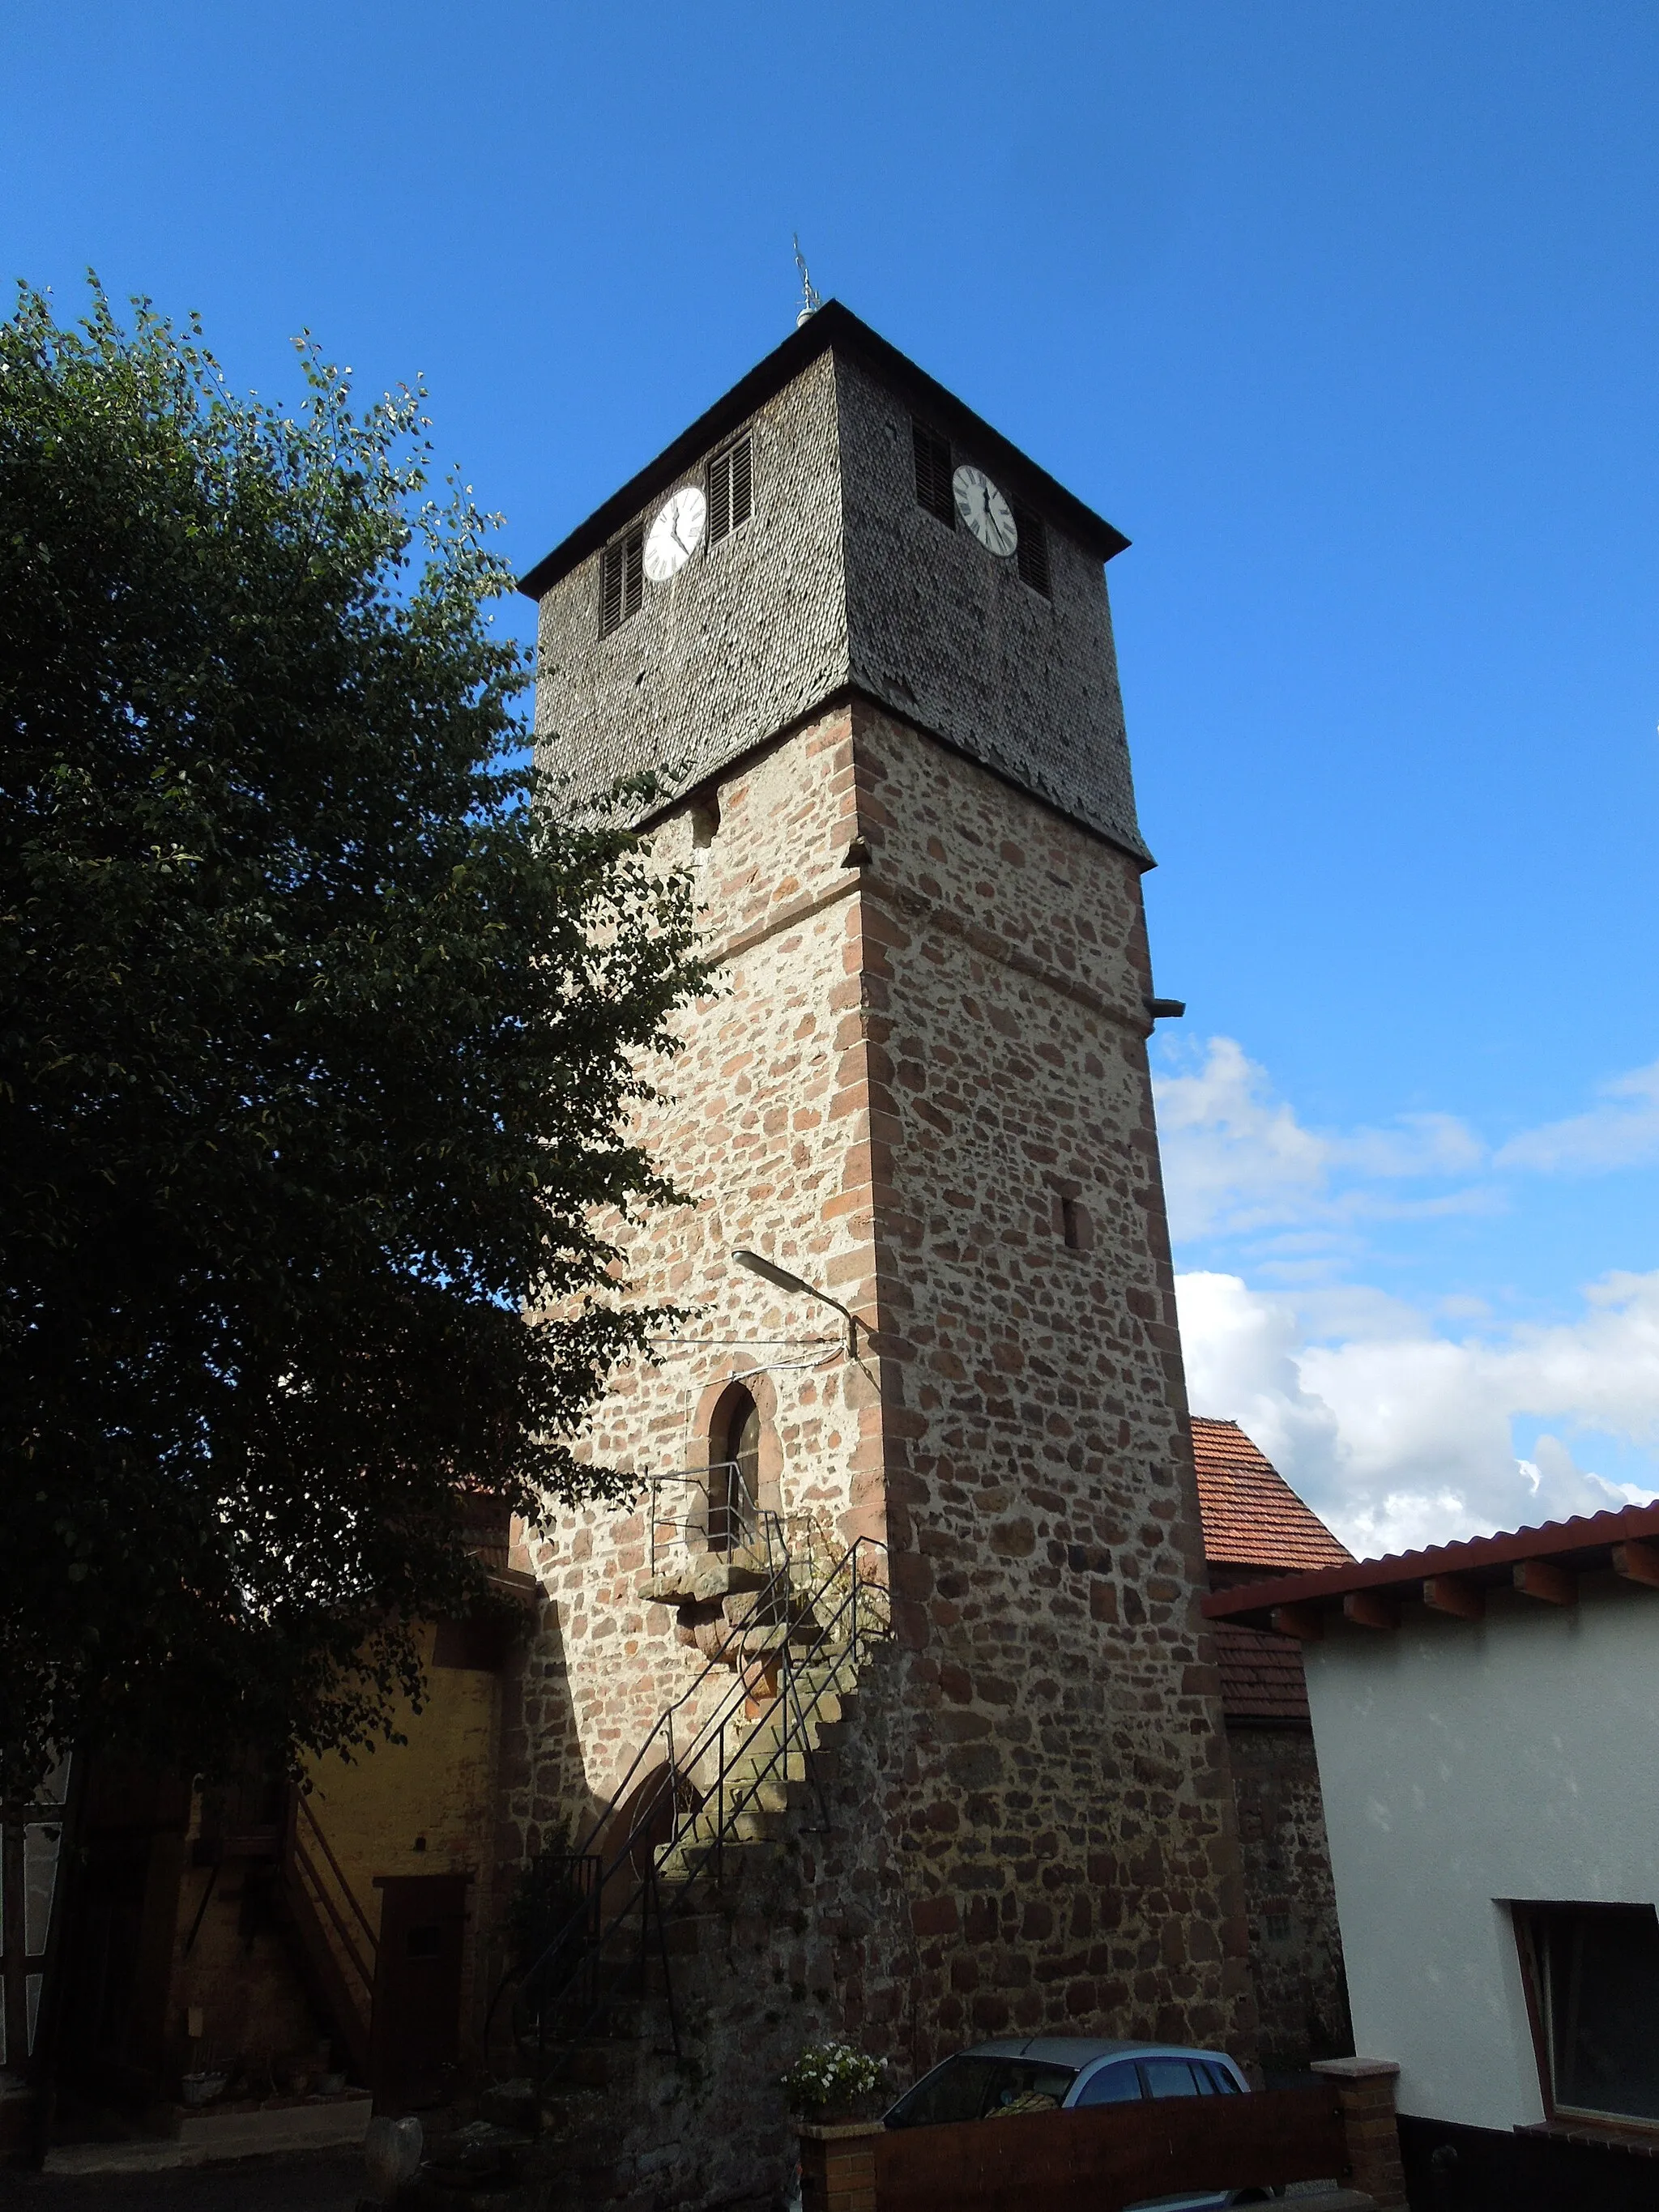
[{"x1": 710, "y1": 1384, "x2": 761, "y2": 1554}]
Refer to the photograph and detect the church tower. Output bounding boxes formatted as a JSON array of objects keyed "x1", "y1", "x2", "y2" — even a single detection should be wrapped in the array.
[{"x1": 508, "y1": 305, "x2": 1254, "y2": 2201}]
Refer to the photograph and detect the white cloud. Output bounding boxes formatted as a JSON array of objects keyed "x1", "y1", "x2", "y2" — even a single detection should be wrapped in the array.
[
  {"x1": 1496, "y1": 1059, "x2": 1659, "y2": 1173},
  {"x1": 1176, "y1": 1268, "x2": 1659, "y2": 1560},
  {"x1": 1154, "y1": 1038, "x2": 1329, "y2": 1240},
  {"x1": 1156, "y1": 1039, "x2": 1659, "y2": 1256},
  {"x1": 1154, "y1": 1037, "x2": 1486, "y2": 1244},
  {"x1": 1159, "y1": 1035, "x2": 1659, "y2": 1555}
]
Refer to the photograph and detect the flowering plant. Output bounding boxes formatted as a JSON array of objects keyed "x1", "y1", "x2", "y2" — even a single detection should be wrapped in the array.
[{"x1": 780, "y1": 2040, "x2": 887, "y2": 2113}]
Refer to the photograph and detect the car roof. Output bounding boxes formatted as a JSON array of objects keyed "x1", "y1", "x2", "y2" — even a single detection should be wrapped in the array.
[{"x1": 956, "y1": 2038, "x2": 1236, "y2": 2067}]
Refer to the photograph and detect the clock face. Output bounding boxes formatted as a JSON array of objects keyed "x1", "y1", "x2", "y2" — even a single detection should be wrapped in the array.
[
  {"x1": 953, "y1": 464, "x2": 1017, "y2": 557},
  {"x1": 644, "y1": 486, "x2": 707, "y2": 582}
]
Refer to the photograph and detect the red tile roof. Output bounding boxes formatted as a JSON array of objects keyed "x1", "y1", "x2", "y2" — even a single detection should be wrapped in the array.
[
  {"x1": 1204, "y1": 1497, "x2": 1659, "y2": 1633},
  {"x1": 1213, "y1": 1619, "x2": 1316, "y2": 1724},
  {"x1": 1192, "y1": 1418, "x2": 1354, "y2": 1575}
]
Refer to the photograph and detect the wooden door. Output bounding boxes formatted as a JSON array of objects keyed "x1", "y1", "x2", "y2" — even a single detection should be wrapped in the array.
[{"x1": 369, "y1": 1874, "x2": 469, "y2": 2112}]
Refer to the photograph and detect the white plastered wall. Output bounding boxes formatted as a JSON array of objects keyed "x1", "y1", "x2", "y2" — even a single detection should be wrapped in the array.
[{"x1": 1303, "y1": 1577, "x2": 1659, "y2": 2130}]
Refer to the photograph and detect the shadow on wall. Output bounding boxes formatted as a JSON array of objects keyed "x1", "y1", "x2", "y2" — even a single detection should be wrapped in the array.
[{"x1": 1399, "y1": 2114, "x2": 1659, "y2": 2212}]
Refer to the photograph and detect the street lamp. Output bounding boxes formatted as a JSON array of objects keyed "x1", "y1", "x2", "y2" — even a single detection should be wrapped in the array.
[{"x1": 732, "y1": 1249, "x2": 861, "y2": 1357}]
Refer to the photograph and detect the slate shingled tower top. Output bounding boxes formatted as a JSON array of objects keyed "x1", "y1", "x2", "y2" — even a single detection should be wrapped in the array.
[{"x1": 520, "y1": 301, "x2": 1150, "y2": 862}]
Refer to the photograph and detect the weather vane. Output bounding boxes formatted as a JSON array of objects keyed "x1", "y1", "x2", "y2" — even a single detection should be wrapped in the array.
[{"x1": 792, "y1": 234, "x2": 822, "y2": 327}]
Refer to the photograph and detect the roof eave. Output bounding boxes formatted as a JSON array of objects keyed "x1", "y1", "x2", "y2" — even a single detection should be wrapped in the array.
[
  {"x1": 1202, "y1": 1499, "x2": 1659, "y2": 1628},
  {"x1": 517, "y1": 300, "x2": 1130, "y2": 602}
]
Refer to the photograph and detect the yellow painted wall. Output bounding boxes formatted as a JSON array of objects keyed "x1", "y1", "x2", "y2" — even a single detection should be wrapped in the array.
[{"x1": 301, "y1": 1624, "x2": 501, "y2": 1936}]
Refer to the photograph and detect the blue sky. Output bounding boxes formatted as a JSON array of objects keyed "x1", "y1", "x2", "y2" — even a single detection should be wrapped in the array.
[{"x1": 7, "y1": 1, "x2": 1657, "y2": 1550}]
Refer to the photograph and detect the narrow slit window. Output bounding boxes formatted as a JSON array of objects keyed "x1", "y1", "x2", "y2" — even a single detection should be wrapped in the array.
[
  {"x1": 1060, "y1": 1194, "x2": 1092, "y2": 1252},
  {"x1": 913, "y1": 420, "x2": 955, "y2": 526},
  {"x1": 1013, "y1": 503, "x2": 1051, "y2": 595},
  {"x1": 1057, "y1": 1203, "x2": 1097, "y2": 1256},
  {"x1": 599, "y1": 526, "x2": 644, "y2": 637},
  {"x1": 707, "y1": 433, "x2": 753, "y2": 547}
]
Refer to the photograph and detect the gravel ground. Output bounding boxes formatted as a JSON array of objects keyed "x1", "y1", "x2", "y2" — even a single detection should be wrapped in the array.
[{"x1": 8, "y1": 2147, "x2": 366, "y2": 2209}]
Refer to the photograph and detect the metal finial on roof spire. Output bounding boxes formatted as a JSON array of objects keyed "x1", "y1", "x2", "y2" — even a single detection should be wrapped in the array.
[{"x1": 792, "y1": 234, "x2": 822, "y2": 328}]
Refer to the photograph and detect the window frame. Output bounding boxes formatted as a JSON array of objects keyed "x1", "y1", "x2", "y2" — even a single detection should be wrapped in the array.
[
  {"x1": 1013, "y1": 500, "x2": 1051, "y2": 596},
  {"x1": 912, "y1": 419, "x2": 955, "y2": 528},
  {"x1": 599, "y1": 524, "x2": 644, "y2": 637},
  {"x1": 706, "y1": 430, "x2": 753, "y2": 548},
  {"x1": 1512, "y1": 1899, "x2": 1659, "y2": 2137},
  {"x1": 1072, "y1": 2058, "x2": 1145, "y2": 2108}
]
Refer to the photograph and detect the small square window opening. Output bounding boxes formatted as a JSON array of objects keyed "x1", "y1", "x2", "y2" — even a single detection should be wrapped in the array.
[
  {"x1": 1060, "y1": 1195, "x2": 1093, "y2": 1252},
  {"x1": 913, "y1": 420, "x2": 954, "y2": 526}
]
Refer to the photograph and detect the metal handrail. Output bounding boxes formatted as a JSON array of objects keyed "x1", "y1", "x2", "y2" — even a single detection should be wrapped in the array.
[
  {"x1": 567, "y1": 1511, "x2": 803, "y2": 1862},
  {"x1": 648, "y1": 1460, "x2": 766, "y2": 1566},
  {"x1": 481, "y1": 1525, "x2": 808, "y2": 2065},
  {"x1": 644, "y1": 1468, "x2": 830, "y2": 1580},
  {"x1": 655, "y1": 1538, "x2": 888, "y2": 1896},
  {"x1": 496, "y1": 1533, "x2": 889, "y2": 2081}
]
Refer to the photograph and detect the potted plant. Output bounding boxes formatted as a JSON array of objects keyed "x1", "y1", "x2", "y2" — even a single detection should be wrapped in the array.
[{"x1": 781, "y1": 2041, "x2": 888, "y2": 2126}]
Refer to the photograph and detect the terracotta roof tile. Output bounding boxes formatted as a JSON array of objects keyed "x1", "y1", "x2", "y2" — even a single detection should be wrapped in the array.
[
  {"x1": 1204, "y1": 1496, "x2": 1659, "y2": 1630},
  {"x1": 1192, "y1": 1417, "x2": 1353, "y2": 1575},
  {"x1": 1213, "y1": 1620, "x2": 1312, "y2": 1724}
]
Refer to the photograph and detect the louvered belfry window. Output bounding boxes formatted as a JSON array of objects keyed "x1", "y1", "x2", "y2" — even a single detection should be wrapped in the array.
[
  {"x1": 707, "y1": 432, "x2": 753, "y2": 546},
  {"x1": 599, "y1": 526, "x2": 644, "y2": 637},
  {"x1": 1013, "y1": 503, "x2": 1051, "y2": 596},
  {"x1": 913, "y1": 420, "x2": 954, "y2": 526}
]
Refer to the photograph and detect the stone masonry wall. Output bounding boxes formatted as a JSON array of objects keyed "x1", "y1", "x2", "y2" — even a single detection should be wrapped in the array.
[
  {"x1": 1226, "y1": 1724, "x2": 1352, "y2": 2073},
  {"x1": 501, "y1": 702, "x2": 881, "y2": 1870},
  {"x1": 846, "y1": 698, "x2": 1252, "y2": 2059},
  {"x1": 499, "y1": 693, "x2": 1256, "y2": 2207}
]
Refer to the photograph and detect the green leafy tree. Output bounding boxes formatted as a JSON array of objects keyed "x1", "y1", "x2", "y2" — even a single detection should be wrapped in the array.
[{"x1": 0, "y1": 283, "x2": 706, "y2": 1792}]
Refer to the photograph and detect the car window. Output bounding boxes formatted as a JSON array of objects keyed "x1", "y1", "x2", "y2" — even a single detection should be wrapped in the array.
[
  {"x1": 1073, "y1": 2061, "x2": 1144, "y2": 2107},
  {"x1": 1203, "y1": 2062, "x2": 1242, "y2": 2095},
  {"x1": 1141, "y1": 2057, "x2": 1202, "y2": 2099},
  {"x1": 886, "y1": 2055, "x2": 1078, "y2": 2129}
]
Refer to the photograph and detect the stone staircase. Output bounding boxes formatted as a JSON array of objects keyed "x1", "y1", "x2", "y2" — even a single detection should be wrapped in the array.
[
  {"x1": 492, "y1": 1534, "x2": 886, "y2": 2093},
  {"x1": 655, "y1": 1646, "x2": 862, "y2": 1882}
]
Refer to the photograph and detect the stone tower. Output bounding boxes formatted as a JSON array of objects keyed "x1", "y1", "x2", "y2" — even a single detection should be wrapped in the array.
[{"x1": 506, "y1": 305, "x2": 1255, "y2": 2204}]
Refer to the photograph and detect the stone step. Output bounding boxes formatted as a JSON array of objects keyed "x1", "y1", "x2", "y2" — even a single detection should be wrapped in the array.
[
  {"x1": 723, "y1": 1622, "x2": 818, "y2": 1659},
  {"x1": 722, "y1": 1751, "x2": 808, "y2": 1788},
  {"x1": 638, "y1": 1643, "x2": 868, "y2": 1891},
  {"x1": 656, "y1": 1821, "x2": 779, "y2": 1885}
]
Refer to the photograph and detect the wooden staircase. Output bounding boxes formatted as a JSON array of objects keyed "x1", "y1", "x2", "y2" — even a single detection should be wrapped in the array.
[{"x1": 278, "y1": 1788, "x2": 376, "y2": 2083}]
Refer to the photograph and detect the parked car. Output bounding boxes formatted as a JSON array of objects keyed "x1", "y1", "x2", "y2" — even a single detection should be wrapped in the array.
[{"x1": 882, "y1": 2035, "x2": 1273, "y2": 2210}]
